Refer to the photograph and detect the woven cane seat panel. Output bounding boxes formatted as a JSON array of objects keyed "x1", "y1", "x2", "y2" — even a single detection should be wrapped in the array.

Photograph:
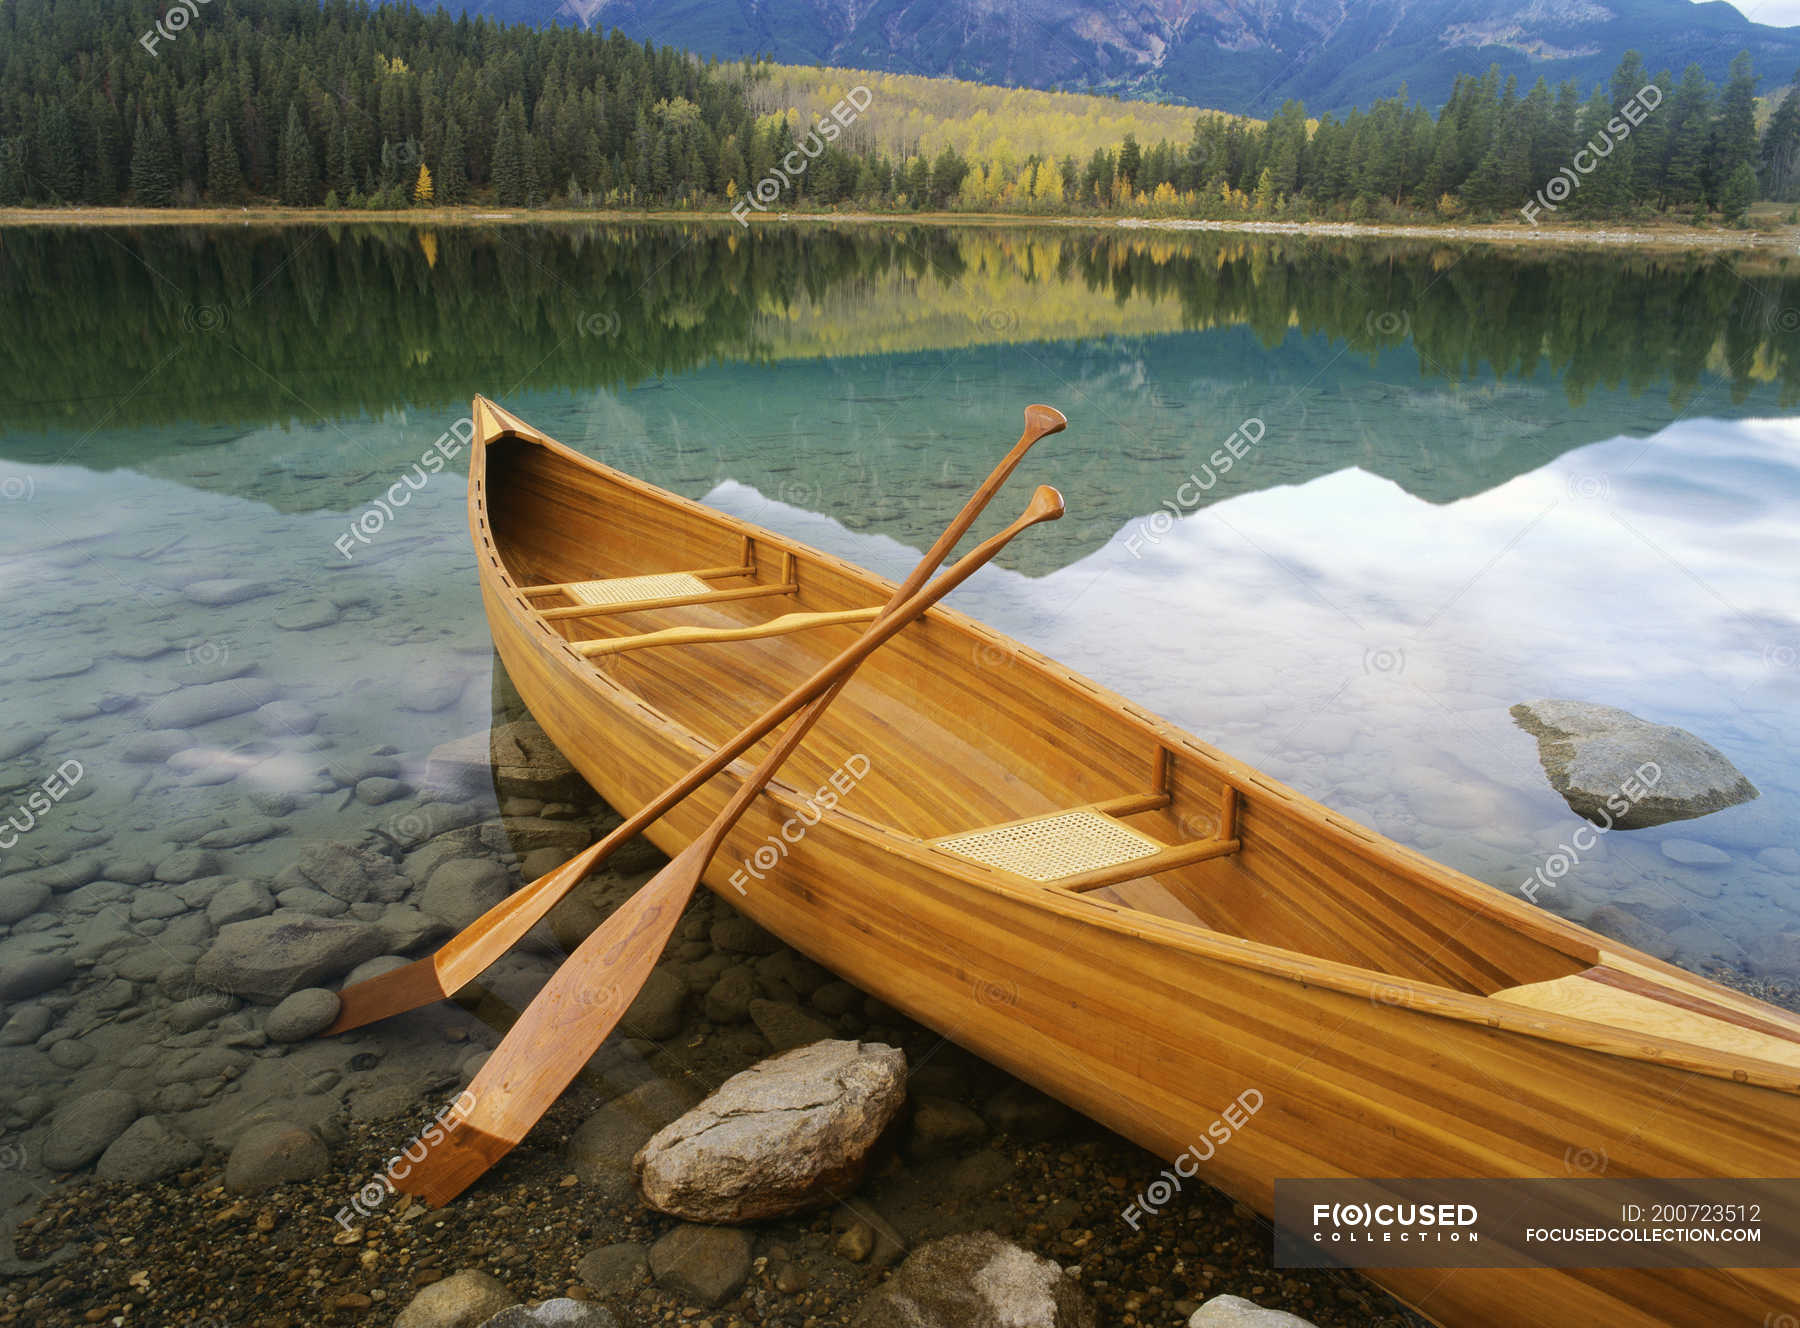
[
  {"x1": 564, "y1": 573, "x2": 712, "y2": 606},
  {"x1": 936, "y1": 810, "x2": 1162, "y2": 882}
]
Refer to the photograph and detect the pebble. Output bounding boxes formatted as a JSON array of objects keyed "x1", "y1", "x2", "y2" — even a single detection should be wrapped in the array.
[
  {"x1": 0, "y1": 878, "x2": 49, "y2": 925},
  {"x1": 356, "y1": 776, "x2": 412, "y2": 805}
]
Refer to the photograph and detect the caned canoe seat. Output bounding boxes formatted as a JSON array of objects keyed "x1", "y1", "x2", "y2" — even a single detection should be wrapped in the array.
[
  {"x1": 521, "y1": 545, "x2": 800, "y2": 623},
  {"x1": 930, "y1": 786, "x2": 1241, "y2": 893}
]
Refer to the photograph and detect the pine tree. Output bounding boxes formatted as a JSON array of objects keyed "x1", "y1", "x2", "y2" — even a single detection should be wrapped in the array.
[
  {"x1": 129, "y1": 114, "x2": 178, "y2": 207},
  {"x1": 1720, "y1": 160, "x2": 1757, "y2": 225},
  {"x1": 277, "y1": 102, "x2": 317, "y2": 206},
  {"x1": 414, "y1": 163, "x2": 434, "y2": 204},
  {"x1": 38, "y1": 102, "x2": 81, "y2": 203},
  {"x1": 1710, "y1": 51, "x2": 1759, "y2": 202},
  {"x1": 206, "y1": 110, "x2": 244, "y2": 203},
  {"x1": 439, "y1": 120, "x2": 469, "y2": 204},
  {"x1": 1762, "y1": 71, "x2": 1800, "y2": 200},
  {"x1": 1662, "y1": 65, "x2": 1714, "y2": 207}
]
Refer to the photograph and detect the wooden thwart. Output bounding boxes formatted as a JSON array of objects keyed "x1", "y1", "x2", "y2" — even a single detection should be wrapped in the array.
[{"x1": 576, "y1": 606, "x2": 882, "y2": 657}]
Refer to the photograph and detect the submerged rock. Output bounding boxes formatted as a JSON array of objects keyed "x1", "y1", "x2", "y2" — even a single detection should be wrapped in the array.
[
  {"x1": 1510, "y1": 700, "x2": 1758, "y2": 829},
  {"x1": 42, "y1": 1089, "x2": 140, "y2": 1171},
  {"x1": 195, "y1": 914, "x2": 387, "y2": 1003},
  {"x1": 265, "y1": 988, "x2": 342, "y2": 1042},
  {"x1": 634, "y1": 1040, "x2": 906, "y2": 1222},
  {"x1": 568, "y1": 1078, "x2": 704, "y2": 1205},
  {"x1": 424, "y1": 720, "x2": 587, "y2": 803},
  {"x1": 852, "y1": 1232, "x2": 1094, "y2": 1328},
  {"x1": 95, "y1": 1115, "x2": 203, "y2": 1184},
  {"x1": 224, "y1": 1120, "x2": 328, "y2": 1192},
  {"x1": 144, "y1": 678, "x2": 280, "y2": 729},
  {"x1": 647, "y1": 1224, "x2": 753, "y2": 1309}
]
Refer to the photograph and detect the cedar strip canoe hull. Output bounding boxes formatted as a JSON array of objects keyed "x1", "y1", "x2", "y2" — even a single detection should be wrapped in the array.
[{"x1": 468, "y1": 398, "x2": 1800, "y2": 1328}]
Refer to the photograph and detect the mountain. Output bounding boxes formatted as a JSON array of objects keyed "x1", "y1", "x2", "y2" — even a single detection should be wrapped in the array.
[{"x1": 436, "y1": 0, "x2": 1800, "y2": 114}]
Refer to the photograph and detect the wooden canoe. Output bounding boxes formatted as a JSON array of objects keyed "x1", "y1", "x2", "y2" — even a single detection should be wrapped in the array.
[{"x1": 467, "y1": 396, "x2": 1800, "y2": 1328}]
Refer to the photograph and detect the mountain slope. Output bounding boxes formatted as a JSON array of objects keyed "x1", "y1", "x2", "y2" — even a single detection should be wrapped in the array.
[{"x1": 441, "y1": 0, "x2": 1800, "y2": 113}]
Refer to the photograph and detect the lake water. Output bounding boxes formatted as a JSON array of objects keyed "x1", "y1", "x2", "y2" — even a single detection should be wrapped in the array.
[{"x1": 0, "y1": 221, "x2": 1796, "y2": 1318}]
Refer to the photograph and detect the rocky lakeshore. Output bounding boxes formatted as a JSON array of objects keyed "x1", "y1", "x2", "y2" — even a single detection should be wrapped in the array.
[{"x1": 0, "y1": 643, "x2": 1418, "y2": 1328}]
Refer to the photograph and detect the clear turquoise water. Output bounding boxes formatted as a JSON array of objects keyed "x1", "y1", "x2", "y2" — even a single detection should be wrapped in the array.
[{"x1": 0, "y1": 224, "x2": 1795, "y2": 1159}]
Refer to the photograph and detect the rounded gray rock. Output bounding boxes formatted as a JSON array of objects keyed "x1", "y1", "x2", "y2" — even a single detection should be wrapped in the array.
[
  {"x1": 635, "y1": 1040, "x2": 906, "y2": 1222},
  {"x1": 853, "y1": 1233, "x2": 1094, "y2": 1328},
  {"x1": 265, "y1": 988, "x2": 342, "y2": 1043},
  {"x1": 0, "y1": 878, "x2": 50, "y2": 926},
  {"x1": 647, "y1": 1224, "x2": 753, "y2": 1309},
  {"x1": 43, "y1": 1089, "x2": 140, "y2": 1171},
  {"x1": 0, "y1": 953, "x2": 76, "y2": 1002},
  {"x1": 419, "y1": 858, "x2": 511, "y2": 929},
  {"x1": 392, "y1": 1269, "x2": 517, "y2": 1328},
  {"x1": 224, "y1": 1120, "x2": 329, "y2": 1193},
  {"x1": 1189, "y1": 1295, "x2": 1321, "y2": 1327},
  {"x1": 479, "y1": 1301, "x2": 620, "y2": 1328},
  {"x1": 95, "y1": 1115, "x2": 203, "y2": 1185}
]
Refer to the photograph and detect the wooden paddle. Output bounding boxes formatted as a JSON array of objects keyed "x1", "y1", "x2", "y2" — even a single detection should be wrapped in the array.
[
  {"x1": 325, "y1": 404, "x2": 1068, "y2": 1035},
  {"x1": 395, "y1": 483, "x2": 1067, "y2": 1204}
]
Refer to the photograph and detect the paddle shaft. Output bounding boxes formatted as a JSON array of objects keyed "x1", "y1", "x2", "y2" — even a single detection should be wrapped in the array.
[
  {"x1": 327, "y1": 407, "x2": 1064, "y2": 1034},
  {"x1": 397, "y1": 486, "x2": 1065, "y2": 1204}
]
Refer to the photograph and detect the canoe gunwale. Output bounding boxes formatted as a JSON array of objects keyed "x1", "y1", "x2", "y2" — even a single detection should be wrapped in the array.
[{"x1": 467, "y1": 398, "x2": 1800, "y2": 1095}]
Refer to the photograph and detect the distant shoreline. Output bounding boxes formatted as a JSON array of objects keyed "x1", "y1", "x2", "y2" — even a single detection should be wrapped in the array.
[{"x1": 1, "y1": 204, "x2": 1792, "y2": 251}]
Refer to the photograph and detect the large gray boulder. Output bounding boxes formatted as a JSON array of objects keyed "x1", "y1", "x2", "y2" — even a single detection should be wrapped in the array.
[
  {"x1": 1511, "y1": 700, "x2": 1757, "y2": 829},
  {"x1": 634, "y1": 1040, "x2": 905, "y2": 1222},
  {"x1": 853, "y1": 1233, "x2": 1094, "y2": 1328},
  {"x1": 144, "y1": 678, "x2": 280, "y2": 729},
  {"x1": 195, "y1": 914, "x2": 387, "y2": 1003},
  {"x1": 478, "y1": 1300, "x2": 620, "y2": 1328}
]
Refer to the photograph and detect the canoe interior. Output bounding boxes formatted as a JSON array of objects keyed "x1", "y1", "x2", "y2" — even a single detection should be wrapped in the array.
[{"x1": 485, "y1": 434, "x2": 1600, "y2": 1000}]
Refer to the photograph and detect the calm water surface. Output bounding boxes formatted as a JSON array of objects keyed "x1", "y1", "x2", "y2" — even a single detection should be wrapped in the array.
[{"x1": 0, "y1": 222, "x2": 1796, "y2": 1203}]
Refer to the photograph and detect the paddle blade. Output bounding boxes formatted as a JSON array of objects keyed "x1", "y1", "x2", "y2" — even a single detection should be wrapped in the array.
[
  {"x1": 1023, "y1": 484, "x2": 1065, "y2": 524},
  {"x1": 1022, "y1": 404, "x2": 1068, "y2": 439},
  {"x1": 394, "y1": 841, "x2": 709, "y2": 1204},
  {"x1": 323, "y1": 957, "x2": 445, "y2": 1036}
]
